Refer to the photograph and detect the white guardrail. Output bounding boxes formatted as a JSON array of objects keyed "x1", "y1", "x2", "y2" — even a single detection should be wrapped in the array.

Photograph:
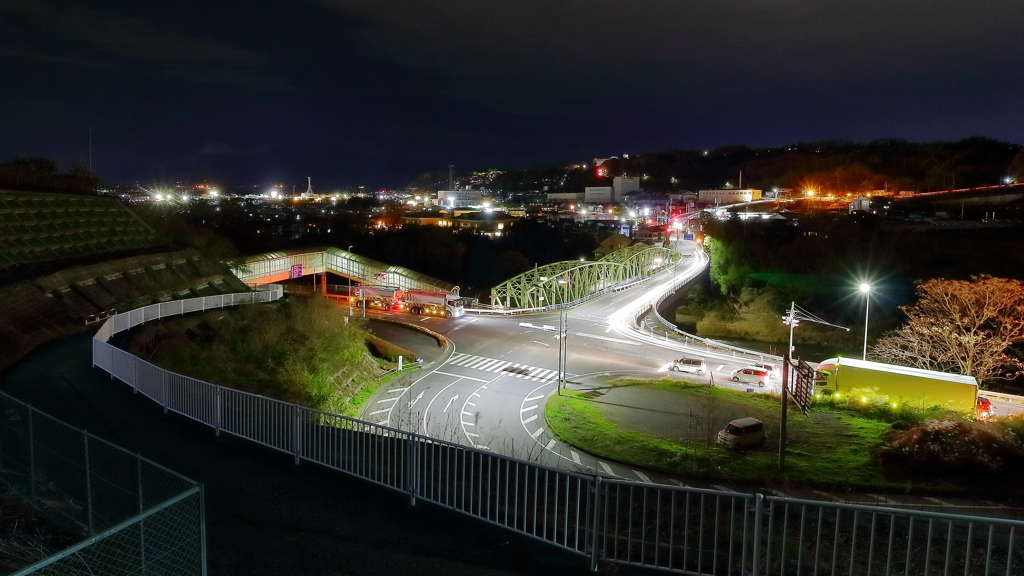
[{"x1": 89, "y1": 285, "x2": 1024, "y2": 575}]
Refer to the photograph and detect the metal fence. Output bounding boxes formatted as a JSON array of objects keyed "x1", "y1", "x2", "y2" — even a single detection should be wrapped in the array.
[
  {"x1": 0, "y1": 391, "x2": 205, "y2": 575},
  {"x1": 90, "y1": 287, "x2": 1024, "y2": 575}
]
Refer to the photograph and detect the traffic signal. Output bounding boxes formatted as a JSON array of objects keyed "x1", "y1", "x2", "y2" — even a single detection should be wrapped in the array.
[{"x1": 782, "y1": 315, "x2": 800, "y2": 327}]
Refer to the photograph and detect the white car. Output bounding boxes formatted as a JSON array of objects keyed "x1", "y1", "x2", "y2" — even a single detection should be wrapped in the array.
[
  {"x1": 671, "y1": 357, "x2": 707, "y2": 375},
  {"x1": 731, "y1": 367, "x2": 770, "y2": 387},
  {"x1": 751, "y1": 362, "x2": 779, "y2": 379}
]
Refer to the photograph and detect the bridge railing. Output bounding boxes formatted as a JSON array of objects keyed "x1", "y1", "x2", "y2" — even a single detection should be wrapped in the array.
[{"x1": 89, "y1": 288, "x2": 1024, "y2": 575}]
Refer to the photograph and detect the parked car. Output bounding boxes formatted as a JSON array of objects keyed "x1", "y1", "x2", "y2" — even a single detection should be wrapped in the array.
[
  {"x1": 731, "y1": 367, "x2": 769, "y2": 387},
  {"x1": 717, "y1": 417, "x2": 766, "y2": 450},
  {"x1": 671, "y1": 357, "x2": 707, "y2": 375},
  {"x1": 751, "y1": 362, "x2": 779, "y2": 379},
  {"x1": 976, "y1": 396, "x2": 995, "y2": 418}
]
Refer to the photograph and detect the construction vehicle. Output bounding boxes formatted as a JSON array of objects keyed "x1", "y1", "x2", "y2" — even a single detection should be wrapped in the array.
[
  {"x1": 403, "y1": 289, "x2": 464, "y2": 318},
  {"x1": 814, "y1": 357, "x2": 977, "y2": 413},
  {"x1": 356, "y1": 286, "x2": 403, "y2": 311}
]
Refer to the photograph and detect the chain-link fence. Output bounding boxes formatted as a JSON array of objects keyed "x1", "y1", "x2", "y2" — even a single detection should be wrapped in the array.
[{"x1": 0, "y1": 390, "x2": 205, "y2": 575}]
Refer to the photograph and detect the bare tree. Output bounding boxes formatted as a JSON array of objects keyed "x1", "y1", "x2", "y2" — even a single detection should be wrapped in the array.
[{"x1": 870, "y1": 276, "x2": 1024, "y2": 386}]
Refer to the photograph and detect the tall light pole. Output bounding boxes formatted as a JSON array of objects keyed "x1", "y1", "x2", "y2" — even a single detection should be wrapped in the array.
[{"x1": 859, "y1": 283, "x2": 872, "y2": 360}]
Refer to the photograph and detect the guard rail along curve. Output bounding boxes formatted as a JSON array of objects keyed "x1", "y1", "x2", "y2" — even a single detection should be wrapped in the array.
[{"x1": 91, "y1": 286, "x2": 1024, "y2": 575}]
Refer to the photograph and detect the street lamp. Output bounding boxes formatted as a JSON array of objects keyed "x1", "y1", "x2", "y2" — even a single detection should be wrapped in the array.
[{"x1": 859, "y1": 283, "x2": 872, "y2": 360}]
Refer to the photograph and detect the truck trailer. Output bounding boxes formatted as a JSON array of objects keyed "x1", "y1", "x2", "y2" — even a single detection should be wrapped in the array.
[
  {"x1": 403, "y1": 289, "x2": 464, "y2": 318},
  {"x1": 356, "y1": 286, "x2": 403, "y2": 311},
  {"x1": 814, "y1": 357, "x2": 977, "y2": 413}
]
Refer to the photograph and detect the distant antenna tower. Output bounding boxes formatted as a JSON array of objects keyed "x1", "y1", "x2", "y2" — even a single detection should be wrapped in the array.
[{"x1": 306, "y1": 177, "x2": 313, "y2": 195}]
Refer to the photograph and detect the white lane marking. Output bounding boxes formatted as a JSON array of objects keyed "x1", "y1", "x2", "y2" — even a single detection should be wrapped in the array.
[
  {"x1": 546, "y1": 438, "x2": 557, "y2": 450},
  {"x1": 573, "y1": 332, "x2": 642, "y2": 346},
  {"x1": 433, "y1": 371, "x2": 489, "y2": 382},
  {"x1": 406, "y1": 391, "x2": 424, "y2": 409},
  {"x1": 571, "y1": 451, "x2": 581, "y2": 465},
  {"x1": 420, "y1": 381, "x2": 457, "y2": 436},
  {"x1": 460, "y1": 379, "x2": 496, "y2": 448},
  {"x1": 713, "y1": 485, "x2": 737, "y2": 492},
  {"x1": 462, "y1": 411, "x2": 473, "y2": 416},
  {"x1": 368, "y1": 408, "x2": 390, "y2": 416},
  {"x1": 521, "y1": 404, "x2": 539, "y2": 412},
  {"x1": 634, "y1": 471, "x2": 652, "y2": 483},
  {"x1": 532, "y1": 340, "x2": 551, "y2": 347},
  {"x1": 443, "y1": 393, "x2": 460, "y2": 413},
  {"x1": 523, "y1": 415, "x2": 538, "y2": 424},
  {"x1": 525, "y1": 395, "x2": 545, "y2": 402},
  {"x1": 386, "y1": 388, "x2": 405, "y2": 395},
  {"x1": 531, "y1": 427, "x2": 544, "y2": 438},
  {"x1": 464, "y1": 422, "x2": 474, "y2": 427},
  {"x1": 469, "y1": 318, "x2": 479, "y2": 322},
  {"x1": 376, "y1": 397, "x2": 398, "y2": 404},
  {"x1": 599, "y1": 462, "x2": 614, "y2": 475},
  {"x1": 716, "y1": 364, "x2": 725, "y2": 372}
]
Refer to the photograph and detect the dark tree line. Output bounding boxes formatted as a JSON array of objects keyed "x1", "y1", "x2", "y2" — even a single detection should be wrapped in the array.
[
  {"x1": 408, "y1": 138, "x2": 1022, "y2": 195},
  {"x1": 0, "y1": 157, "x2": 100, "y2": 194},
  {"x1": 702, "y1": 213, "x2": 1024, "y2": 328}
]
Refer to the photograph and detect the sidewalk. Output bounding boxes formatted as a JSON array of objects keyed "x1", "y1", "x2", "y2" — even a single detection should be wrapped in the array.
[{"x1": 1, "y1": 333, "x2": 647, "y2": 576}]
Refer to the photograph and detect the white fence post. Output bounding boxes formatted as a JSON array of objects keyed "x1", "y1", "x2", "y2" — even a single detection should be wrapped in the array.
[{"x1": 292, "y1": 405, "x2": 302, "y2": 465}]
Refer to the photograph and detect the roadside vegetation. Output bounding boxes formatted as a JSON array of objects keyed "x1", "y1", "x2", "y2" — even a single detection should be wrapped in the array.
[
  {"x1": 547, "y1": 378, "x2": 1024, "y2": 490},
  {"x1": 128, "y1": 296, "x2": 414, "y2": 416}
]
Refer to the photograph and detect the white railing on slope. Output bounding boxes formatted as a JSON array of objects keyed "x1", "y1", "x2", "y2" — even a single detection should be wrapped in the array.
[{"x1": 90, "y1": 286, "x2": 1024, "y2": 576}]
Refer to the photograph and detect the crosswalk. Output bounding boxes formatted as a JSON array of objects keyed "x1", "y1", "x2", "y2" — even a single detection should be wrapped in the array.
[{"x1": 446, "y1": 353, "x2": 566, "y2": 383}]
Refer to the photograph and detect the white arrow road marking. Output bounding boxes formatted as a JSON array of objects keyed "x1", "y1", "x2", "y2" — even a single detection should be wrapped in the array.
[
  {"x1": 406, "y1": 391, "x2": 424, "y2": 409},
  {"x1": 443, "y1": 394, "x2": 459, "y2": 413}
]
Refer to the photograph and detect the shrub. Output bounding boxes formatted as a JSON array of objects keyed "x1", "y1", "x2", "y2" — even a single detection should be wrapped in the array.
[{"x1": 875, "y1": 417, "x2": 1024, "y2": 480}]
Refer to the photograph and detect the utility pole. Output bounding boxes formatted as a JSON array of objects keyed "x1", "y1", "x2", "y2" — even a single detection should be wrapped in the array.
[
  {"x1": 780, "y1": 354, "x2": 789, "y2": 471},
  {"x1": 561, "y1": 309, "x2": 569, "y2": 393}
]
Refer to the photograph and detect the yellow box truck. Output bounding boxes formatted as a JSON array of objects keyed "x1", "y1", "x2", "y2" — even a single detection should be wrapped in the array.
[{"x1": 814, "y1": 357, "x2": 977, "y2": 413}]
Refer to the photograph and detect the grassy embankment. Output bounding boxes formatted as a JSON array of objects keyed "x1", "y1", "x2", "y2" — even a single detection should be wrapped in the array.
[
  {"x1": 547, "y1": 378, "x2": 1024, "y2": 489},
  {"x1": 129, "y1": 296, "x2": 415, "y2": 417}
]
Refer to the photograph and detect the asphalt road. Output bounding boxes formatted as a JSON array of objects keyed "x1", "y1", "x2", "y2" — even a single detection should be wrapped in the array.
[{"x1": 349, "y1": 248, "x2": 1024, "y2": 517}]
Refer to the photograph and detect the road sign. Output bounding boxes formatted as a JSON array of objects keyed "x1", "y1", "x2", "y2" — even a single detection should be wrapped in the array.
[
  {"x1": 683, "y1": 234, "x2": 695, "y2": 240},
  {"x1": 289, "y1": 264, "x2": 303, "y2": 279},
  {"x1": 792, "y1": 358, "x2": 816, "y2": 415}
]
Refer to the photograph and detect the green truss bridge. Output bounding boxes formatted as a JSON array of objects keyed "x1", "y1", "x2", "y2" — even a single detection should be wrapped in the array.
[{"x1": 490, "y1": 244, "x2": 680, "y2": 309}]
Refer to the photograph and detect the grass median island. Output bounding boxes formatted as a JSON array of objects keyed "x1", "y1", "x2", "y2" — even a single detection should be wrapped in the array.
[
  {"x1": 128, "y1": 295, "x2": 415, "y2": 416},
  {"x1": 546, "y1": 378, "x2": 896, "y2": 486}
]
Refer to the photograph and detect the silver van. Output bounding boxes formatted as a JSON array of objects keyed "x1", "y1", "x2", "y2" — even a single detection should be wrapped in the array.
[
  {"x1": 671, "y1": 357, "x2": 707, "y2": 375},
  {"x1": 717, "y1": 417, "x2": 766, "y2": 450}
]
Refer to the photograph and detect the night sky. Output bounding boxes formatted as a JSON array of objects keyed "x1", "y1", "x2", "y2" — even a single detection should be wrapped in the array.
[{"x1": 2, "y1": 0, "x2": 1022, "y2": 189}]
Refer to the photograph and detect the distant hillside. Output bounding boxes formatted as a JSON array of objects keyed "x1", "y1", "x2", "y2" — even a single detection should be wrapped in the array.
[{"x1": 408, "y1": 138, "x2": 1022, "y2": 195}]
